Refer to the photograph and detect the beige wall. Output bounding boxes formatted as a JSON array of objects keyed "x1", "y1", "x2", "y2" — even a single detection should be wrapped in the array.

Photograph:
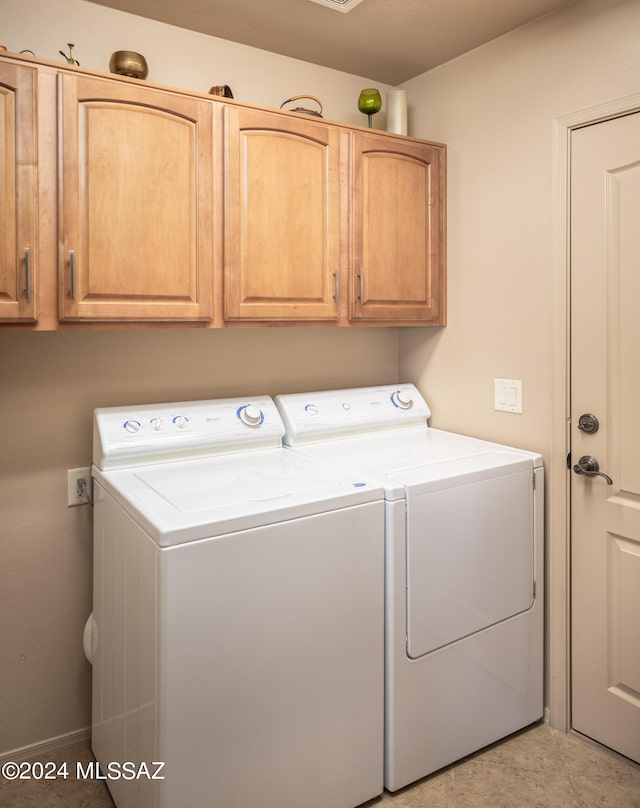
[
  {"x1": 398, "y1": 0, "x2": 640, "y2": 724},
  {"x1": 0, "y1": 0, "x2": 392, "y2": 125},
  {"x1": 0, "y1": 329, "x2": 397, "y2": 754},
  {"x1": 2, "y1": 0, "x2": 639, "y2": 756},
  {"x1": 0, "y1": 0, "x2": 398, "y2": 755},
  {"x1": 399, "y1": 0, "x2": 640, "y2": 452}
]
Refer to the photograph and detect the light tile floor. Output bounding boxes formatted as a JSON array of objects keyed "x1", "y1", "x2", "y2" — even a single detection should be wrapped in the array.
[
  {"x1": 1, "y1": 721, "x2": 638, "y2": 807},
  {"x1": 377, "y1": 723, "x2": 640, "y2": 808}
]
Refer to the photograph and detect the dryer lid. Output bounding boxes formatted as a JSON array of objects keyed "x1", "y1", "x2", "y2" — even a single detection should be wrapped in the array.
[{"x1": 271, "y1": 425, "x2": 542, "y2": 501}]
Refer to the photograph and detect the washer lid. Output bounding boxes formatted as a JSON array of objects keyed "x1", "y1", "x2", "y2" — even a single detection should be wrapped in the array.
[{"x1": 93, "y1": 448, "x2": 382, "y2": 546}]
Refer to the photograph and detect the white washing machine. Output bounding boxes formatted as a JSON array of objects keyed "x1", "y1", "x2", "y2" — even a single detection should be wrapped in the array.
[
  {"x1": 91, "y1": 395, "x2": 384, "y2": 808},
  {"x1": 275, "y1": 384, "x2": 544, "y2": 791}
]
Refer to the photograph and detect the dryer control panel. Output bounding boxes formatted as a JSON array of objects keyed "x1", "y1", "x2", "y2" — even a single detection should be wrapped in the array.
[
  {"x1": 94, "y1": 396, "x2": 283, "y2": 470},
  {"x1": 275, "y1": 384, "x2": 431, "y2": 445}
]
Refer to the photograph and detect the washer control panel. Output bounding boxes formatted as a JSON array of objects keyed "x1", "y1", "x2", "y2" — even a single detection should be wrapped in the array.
[
  {"x1": 237, "y1": 404, "x2": 264, "y2": 427},
  {"x1": 390, "y1": 389, "x2": 414, "y2": 410},
  {"x1": 94, "y1": 396, "x2": 282, "y2": 470},
  {"x1": 275, "y1": 384, "x2": 431, "y2": 445}
]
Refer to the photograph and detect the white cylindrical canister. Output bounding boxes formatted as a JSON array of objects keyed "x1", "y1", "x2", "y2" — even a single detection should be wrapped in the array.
[{"x1": 386, "y1": 90, "x2": 407, "y2": 135}]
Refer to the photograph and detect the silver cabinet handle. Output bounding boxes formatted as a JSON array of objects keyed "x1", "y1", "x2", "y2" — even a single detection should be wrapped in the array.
[
  {"x1": 358, "y1": 267, "x2": 364, "y2": 302},
  {"x1": 24, "y1": 247, "x2": 31, "y2": 300},
  {"x1": 573, "y1": 455, "x2": 613, "y2": 485},
  {"x1": 333, "y1": 267, "x2": 339, "y2": 307},
  {"x1": 69, "y1": 250, "x2": 75, "y2": 300}
]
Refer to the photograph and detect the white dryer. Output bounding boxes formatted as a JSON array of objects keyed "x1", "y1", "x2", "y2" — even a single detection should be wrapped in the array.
[
  {"x1": 275, "y1": 384, "x2": 544, "y2": 791},
  {"x1": 91, "y1": 395, "x2": 384, "y2": 808}
]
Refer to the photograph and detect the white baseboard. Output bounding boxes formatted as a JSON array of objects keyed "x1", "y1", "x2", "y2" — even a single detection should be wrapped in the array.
[{"x1": 0, "y1": 726, "x2": 91, "y2": 765}]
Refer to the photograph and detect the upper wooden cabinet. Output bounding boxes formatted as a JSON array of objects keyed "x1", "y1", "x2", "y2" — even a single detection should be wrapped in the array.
[
  {"x1": 350, "y1": 131, "x2": 445, "y2": 325},
  {"x1": 223, "y1": 108, "x2": 445, "y2": 326},
  {"x1": 0, "y1": 52, "x2": 446, "y2": 329},
  {"x1": 0, "y1": 61, "x2": 38, "y2": 321},
  {"x1": 224, "y1": 106, "x2": 340, "y2": 322},
  {"x1": 58, "y1": 73, "x2": 214, "y2": 321}
]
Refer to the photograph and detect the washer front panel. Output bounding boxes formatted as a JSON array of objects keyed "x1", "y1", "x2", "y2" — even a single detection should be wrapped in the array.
[{"x1": 93, "y1": 486, "x2": 385, "y2": 808}]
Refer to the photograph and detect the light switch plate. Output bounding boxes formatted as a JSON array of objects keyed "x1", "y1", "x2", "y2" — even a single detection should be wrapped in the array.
[{"x1": 494, "y1": 378, "x2": 523, "y2": 414}]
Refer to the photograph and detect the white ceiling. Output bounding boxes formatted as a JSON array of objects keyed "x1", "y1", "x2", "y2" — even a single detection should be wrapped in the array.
[{"x1": 86, "y1": 0, "x2": 577, "y2": 85}]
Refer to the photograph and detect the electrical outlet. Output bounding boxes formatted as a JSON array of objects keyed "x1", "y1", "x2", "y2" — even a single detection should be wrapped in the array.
[{"x1": 67, "y1": 467, "x2": 91, "y2": 507}]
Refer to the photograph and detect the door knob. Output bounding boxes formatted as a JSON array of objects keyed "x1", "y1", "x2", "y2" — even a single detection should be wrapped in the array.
[
  {"x1": 573, "y1": 455, "x2": 613, "y2": 485},
  {"x1": 577, "y1": 413, "x2": 599, "y2": 434}
]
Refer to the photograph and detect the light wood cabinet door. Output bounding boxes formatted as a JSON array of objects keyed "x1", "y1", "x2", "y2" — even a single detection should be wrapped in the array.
[
  {"x1": 58, "y1": 73, "x2": 213, "y2": 321},
  {"x1": 350, "y1": 131, "x2": 445, "y2": 324},
  {"x1": 0, "y1": 62, "x2": 38, "y2": 321},
  {"x1": 224, "y1": 107, "x2": 340, "y2": 322}
]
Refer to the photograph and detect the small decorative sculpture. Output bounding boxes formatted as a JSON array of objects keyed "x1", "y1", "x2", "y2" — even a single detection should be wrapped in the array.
[
  {"x1": 59, "y1": 43, "x2": 79, "y2": 65},
  {"x1": 358, "y1": 88, "x2": 381, "y2": 128},
  {"x1": 209, "y1": 85, "x2": 234, "y2": 98}
]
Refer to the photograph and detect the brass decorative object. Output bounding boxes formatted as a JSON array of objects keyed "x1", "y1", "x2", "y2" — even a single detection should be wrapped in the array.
[
  {"x1": 279, "y1": 95, "x2": 323, "y2": 118},
  {"x1": 209, "y1": 85, "x2": 234, "y2": 98},
  {"x1": 59, "y1": 43, "x2": 79, "y2": 65},
  {"x1": 109, "y1": 50, "x2": 148, "y2": 80}
]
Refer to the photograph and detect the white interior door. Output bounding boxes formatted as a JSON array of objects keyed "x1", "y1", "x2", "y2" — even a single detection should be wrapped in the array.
[{"x1": 570, "y1": 111, "x2": 640, "y2": 764}]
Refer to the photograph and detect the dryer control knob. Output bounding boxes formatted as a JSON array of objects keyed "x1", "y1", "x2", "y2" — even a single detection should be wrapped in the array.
[
  {"x1": 239, "y1": 404, "x2": 263, "y2": 426},
  {"x1": 123, "y1": 419, "x2": 141, "y2": 434},
  {"x1": 172, "y1": 415, "x2": 189, "y2": 429},
  {"x1": 305, "y1": 404, "x2": 319, "y2": 416},
  {"x1": 391, "y1": 390, "x2": 413, "y2": 410},
  {"x1": 149, "y1": 417, "x2": 164, "y2": 432}
]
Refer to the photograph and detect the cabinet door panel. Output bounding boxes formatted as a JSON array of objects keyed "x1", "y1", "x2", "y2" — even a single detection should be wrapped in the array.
[
  {"x1": 224, "y1": 107, "x2": 339, "y2": 321},
  {"x1": 59, "y1": 74, "x2": 213, "y2": 321},
  {"x1": 351, "y1": 132, "x2": 445, "y2": 324},
  {"x1": 0, "y1": 62, "x2": 37, "y2": 321}
]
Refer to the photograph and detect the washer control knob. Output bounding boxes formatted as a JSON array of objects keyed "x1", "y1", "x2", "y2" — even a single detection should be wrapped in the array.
[
  {"x1": 172, "y1": 415, "x2": 189, "y2": 429},
  {"x1": 149, "y1": 417, "x2": 164, "y2": 432},
  {"x1": 391, "y1": 390, "x2": 413, "y2": 410},
  {"x1": 123, "y1": 419, "x2": 141, "y2": 434},
  {"x1": 305, "y1": 404, "x2": 319, "y2": 416},
  {"x1": 239, "y1": 404, "x2": 263, "y2": 426}
]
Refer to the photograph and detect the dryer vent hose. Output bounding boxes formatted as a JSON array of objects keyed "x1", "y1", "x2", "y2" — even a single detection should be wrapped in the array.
[{"x1": 83, "y1": 612, "x2": 97, "y2": 665}]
